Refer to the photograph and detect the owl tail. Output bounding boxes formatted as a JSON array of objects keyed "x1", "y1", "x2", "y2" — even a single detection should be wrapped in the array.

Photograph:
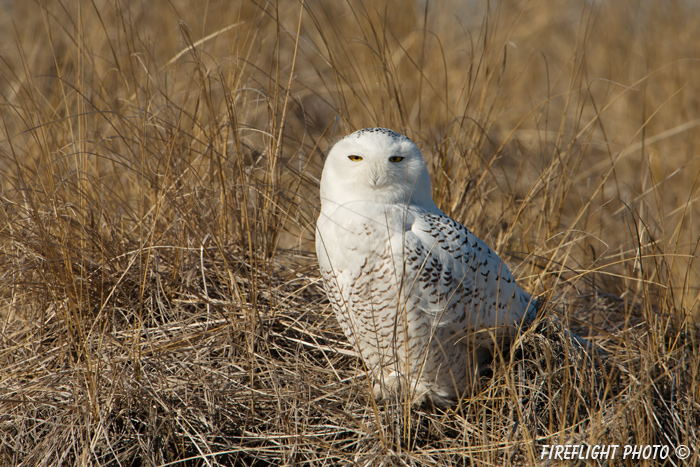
[{"x1": 518, "y1": 289, "x2": 539, "y2": 326}]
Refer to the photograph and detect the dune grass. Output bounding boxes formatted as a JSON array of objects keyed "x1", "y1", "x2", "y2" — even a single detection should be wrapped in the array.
[{"x1": 1, "y1": 0, "x2": 699, "y2": 465}]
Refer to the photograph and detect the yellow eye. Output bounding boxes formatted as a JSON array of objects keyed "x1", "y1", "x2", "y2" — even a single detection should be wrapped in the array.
[
  {"x1": 389, "y1": 156, "x2": 404, "y2": 162},
  {"x1": 348, "y1": 155, "x2": 363, "y2": 161}
]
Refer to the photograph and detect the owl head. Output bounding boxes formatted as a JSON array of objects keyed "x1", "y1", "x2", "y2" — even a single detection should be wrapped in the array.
[{"x1": 319, "y1": 128, "x2": 436, "y2": 209}]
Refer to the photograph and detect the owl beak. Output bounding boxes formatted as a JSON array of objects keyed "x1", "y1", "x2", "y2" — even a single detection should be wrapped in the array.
[{"x1": 369, "y1": 165, "x2": 383, "y2": 187}]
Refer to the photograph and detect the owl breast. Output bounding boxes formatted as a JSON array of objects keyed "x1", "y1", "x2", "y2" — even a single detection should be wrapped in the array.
[{"x1": 316, "y1": 203, "x2": 484, "y2": 403}]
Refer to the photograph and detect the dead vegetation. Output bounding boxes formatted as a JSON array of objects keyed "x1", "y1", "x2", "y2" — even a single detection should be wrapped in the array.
[{"x1": 1, "y1": 0, "x2": 699, "y2": 465}]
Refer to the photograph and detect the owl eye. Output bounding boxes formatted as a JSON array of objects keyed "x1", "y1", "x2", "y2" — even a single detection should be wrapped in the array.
[
  {"x1": 348, "y1": 155, "x2": 363, "y2": 161},
  {"x1": 388, "y1": 156, "x2": 404, "y2": 162}
]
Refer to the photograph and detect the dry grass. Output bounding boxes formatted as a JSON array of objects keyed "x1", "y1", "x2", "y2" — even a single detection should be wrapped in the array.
[{"x1": 1, "y1": 0, "x2": 699, "y2": 465}]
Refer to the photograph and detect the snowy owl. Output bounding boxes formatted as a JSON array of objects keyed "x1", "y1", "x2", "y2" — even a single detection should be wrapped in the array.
[{"x1": 315, "y1": 128, "x2": 538, "y2": 405}]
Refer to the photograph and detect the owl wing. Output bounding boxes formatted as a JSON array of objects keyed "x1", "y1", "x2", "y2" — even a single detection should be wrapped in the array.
[{"x1": 398, "y1": 210, "x2": 537, "y2": 340}]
